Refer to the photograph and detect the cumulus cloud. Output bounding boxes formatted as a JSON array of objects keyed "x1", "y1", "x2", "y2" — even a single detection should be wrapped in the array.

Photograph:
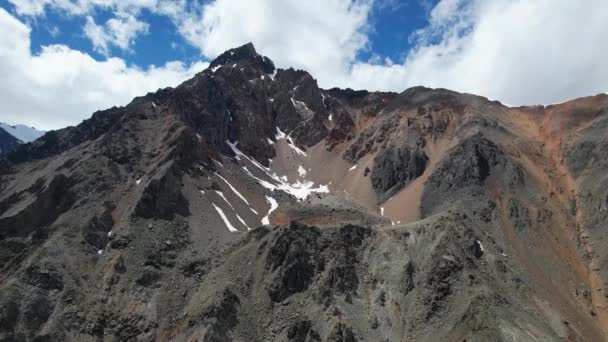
[
  {"x1": 84, "y1": 14, "x2": 149, "y2": 55},
  {"x1": 176, "y1": 0, "x2": 373, "y2": 88},
  {"x1": 0, "y1": 8, "x2": 207, "y2": 130},
  {"x1": 174, "y1": 0, "x2": 608, "y2": 106},
  {"x1": 8, "y1": 0, "x2": 182, "y2": 54},
  {"x1": 7, "y1": 0, "x2": 182, "y2": 16},
  {"x1": 345, "y1": 0, "x2": 608, "y2": 105}
]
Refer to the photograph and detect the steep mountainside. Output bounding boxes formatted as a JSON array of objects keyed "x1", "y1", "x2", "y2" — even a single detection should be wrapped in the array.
[
  {"x1": 0, "y1": 127, "x2": 20, "y2": 154},
  {"x1": 1, "y1": 43, "x2": 608, "y2": 341}
]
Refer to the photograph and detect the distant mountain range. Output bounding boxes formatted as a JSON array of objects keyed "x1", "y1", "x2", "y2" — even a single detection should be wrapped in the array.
[{"x1": 0, "y1": 122, "x2": 44, "y2": 153}]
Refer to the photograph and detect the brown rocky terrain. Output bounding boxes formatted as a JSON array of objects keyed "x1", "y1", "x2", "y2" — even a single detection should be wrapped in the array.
[{"x1": 1, "y1": 43, "x2": 608, "y2": 341}]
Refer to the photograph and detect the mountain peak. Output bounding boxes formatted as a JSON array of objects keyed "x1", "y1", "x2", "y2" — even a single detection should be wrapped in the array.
[
  {"x1": 208, "y1": 42, "x2": 275, "y2": 74},
  {"x1": 0, "y1": 122, "x2": 44, "y2": 143}
]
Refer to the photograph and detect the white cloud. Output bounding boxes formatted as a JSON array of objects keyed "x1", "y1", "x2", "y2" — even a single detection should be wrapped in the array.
[
  {"x1": 176, "y1": 0, "x2": 373, "y2": 88},
  {"x1": 7, "y1": 0, "x2": 181, "y2": 16},
  {"x1": 0, "y1": 8, "x2": 207, "y2": 130},
  {"x1": 174, "y1": 0, "x2": 608, "y2": 106},
  {"x1": 349, "y1": 0, "x2": 608, "y2": 105},
  {"x1": 84, "y1": 14, "x2": 149, "y2": 55}
]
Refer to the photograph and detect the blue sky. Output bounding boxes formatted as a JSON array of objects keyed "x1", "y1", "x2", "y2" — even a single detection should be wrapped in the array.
[
  {"x1": 0, "y1": 0, "x2": 607, "y2": 130},
  {"x1": 5, "y1": 1, "x2": 199, "y2": 67},
  {"x1": 2, "y1": 0, "x2": 436, "y2": 70}
]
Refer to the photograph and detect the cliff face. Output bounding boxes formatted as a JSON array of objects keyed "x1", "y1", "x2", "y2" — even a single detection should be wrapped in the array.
[{"x1": 1, "y1": 43, "x2": 608, "y2": 341}]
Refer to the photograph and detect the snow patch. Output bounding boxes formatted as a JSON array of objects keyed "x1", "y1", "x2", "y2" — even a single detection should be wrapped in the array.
[
  {"x1": 107, "y1": 231, "x2": 112, "y2": 237},
  {"x1": 199, "y1": 190, "x2": 205, "y2": 195},
  {"x1": 214, "y1": 172, "x2": 250, "y2": 206},
  {"x1": 232, "y1": 139, "x2": 326, "y2": 201},
  {"x1": 269, "y1": 69, "x2": 277, "y2": 80},
  {"x1": 328, "y1": 113, "x2": 333, "y2": 121},
  {"x1": 380, "y1": 207, "x2": 384, "y2": 216},
  {"x1": 227, "y1": 140, "x2": 270, "y2": 173},
  {"x1": 348, "y1": 165, "x2": 357, "y2": 172},
  {"x1": 286, "y1": 137, "x2": 307, "y2": 157},
  {"x1": 278, "y1": 181, "x2": 328, "y2": 201},
  {"x1": 290, "y1": 97, "x2": 310, "y2": 111},
  {"x1": 476, "y1": 240, "x2": 485, "y2": 252},
  {"x1": 275, "y1": 127, "x2": 287, "y2": 140},
  {"x1": 243, "y1": 166, "x2": 276, "y2": 190},
  {"x1": 211, "y1": 64, "x2": 221, "y2": 72},
  {"x1": 236, "y1": 214, "x2": 249, "y2": 230},
  {"x1": 97, "y1": 250, "x2": 103, "y2": 255},
  {"x1": 215, "y1": 190, "x2": 235, "y2": 210},
  {"x1": 212, "y1": 203, "x2": 238, "y2": 232},
  {"x1": 262, "y1": 196, "x2": 278, "y2": 225},
  {"x1": 151, "y1": 101, "x2": 157, "y2": 108},
  {"x1": 136, "y1": 178, "x2": 143, "y2": 185},
  {"x1": 266, "y1": 138, "x2": 275, "y2": 145},
  {"x1": 298, "y1": 165, "x2": 307, "y2": 177},
  {"x1": 243, "y1": 164, "x2": 327, "y2": 201}
]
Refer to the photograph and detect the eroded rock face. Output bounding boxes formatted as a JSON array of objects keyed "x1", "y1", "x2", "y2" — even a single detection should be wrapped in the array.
[
  {"x1": 318, "y1": 225, "x2": 373, "y2": 305},
  {"x1": 428, "y1": 134, "x2": 500, "y2": 189},
  {"x1": 134, "y1": 165, "x2": 190, "y2": 220},
  {"x1": 267, "y1": 222, "x2": 321, "y2": 302},
  {"x1": 0, "y1": 174, "x2": 76, "y2": 239},
  {"x1": 421, "y1": 133, "x2": 510, "y2": 216},
  {"x1": 82, "y1": 207, "x2": 114, "y2": 250},
  {"x1": 264, "y1": 223, "x2": 375, "y2": 305},
  {"x1": 327, "y1": 322, "x2": 357, "y2": 342},
  {"x1": 344, "y1": 115, "x2": 401, "y2": 163},
  {"x1": 371, "y1": 137, "x2": 428, "y2": 199},
  {"x1": 287, "y1": 320, "x2": 321, "y2": 342},
  {"x1": 191, "y1": 289, "x2": 241, "y2": 342}
]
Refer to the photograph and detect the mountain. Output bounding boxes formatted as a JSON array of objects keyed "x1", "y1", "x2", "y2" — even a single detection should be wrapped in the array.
[
  {"x1": 0, "y1": 127, "x2": 20, "y2": 154},
  {"x1": 0, "y1": 123, "x2": 45, "y2": 143},
  {"x1": 1, "y1": 43, "x2": 608, "y2": 341},
  {"x1": 0, "y1": 123, "x2": 45, "y2": 154}
]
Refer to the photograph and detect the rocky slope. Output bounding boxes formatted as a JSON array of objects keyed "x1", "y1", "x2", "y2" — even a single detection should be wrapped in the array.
[{"x1": 1, "y1": 43, "x2": 608, "y2": 341}]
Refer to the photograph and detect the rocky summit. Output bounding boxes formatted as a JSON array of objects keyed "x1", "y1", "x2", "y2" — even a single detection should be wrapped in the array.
[{"x1": 1, "y1": 43, "x2": 608, "y2": 341}]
